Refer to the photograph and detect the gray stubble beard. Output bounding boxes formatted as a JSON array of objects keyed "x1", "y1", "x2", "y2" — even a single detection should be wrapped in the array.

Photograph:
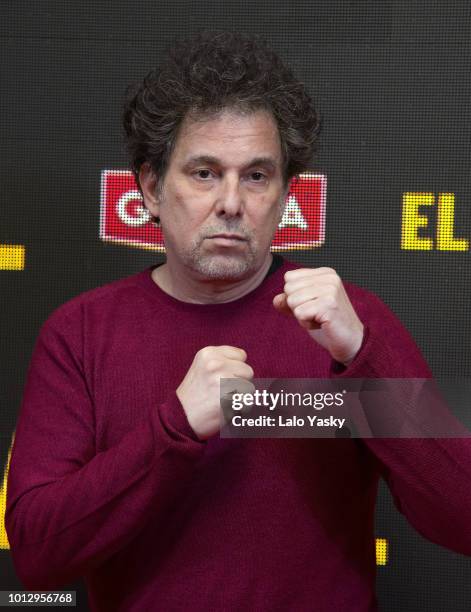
[{"x1": 179, "y1": 231, "x2": 260, "y2": 281}]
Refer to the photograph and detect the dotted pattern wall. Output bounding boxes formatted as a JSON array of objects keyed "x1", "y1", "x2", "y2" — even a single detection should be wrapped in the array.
[{"x1": 1, "y1": 2, "x2": 470, "y2": 611}]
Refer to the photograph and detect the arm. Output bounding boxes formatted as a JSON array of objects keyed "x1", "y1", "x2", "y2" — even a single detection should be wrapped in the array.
[
  {"x1": 331, "y1": 288, "x2": 471, "y2": 556},
  {"x1": 5, "y1": 311, "x2": 206, "y2": 590}
]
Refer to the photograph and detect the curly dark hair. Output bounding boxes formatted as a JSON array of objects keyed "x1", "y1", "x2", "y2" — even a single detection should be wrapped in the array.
[{"x1": 122, "y1": 30, "x2": 321, "y2": 223}]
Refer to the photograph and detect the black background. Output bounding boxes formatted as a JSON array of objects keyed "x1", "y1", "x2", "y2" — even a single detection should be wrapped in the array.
[{"x1": 1, "y1": 1, "x2": 470, "y2": 610}]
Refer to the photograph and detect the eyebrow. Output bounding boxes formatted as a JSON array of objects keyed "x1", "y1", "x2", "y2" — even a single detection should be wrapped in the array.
[{"x1": 182, "y1": 155, "x2": 278, "y2": 172}]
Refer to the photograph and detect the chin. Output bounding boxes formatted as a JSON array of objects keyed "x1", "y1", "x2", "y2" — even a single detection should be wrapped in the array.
[{"x1": 192, "y1": 254, "x2": 257, "y2": 280}]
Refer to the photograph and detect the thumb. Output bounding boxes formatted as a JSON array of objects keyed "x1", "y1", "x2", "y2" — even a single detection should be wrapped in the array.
[{"x1": 273, "y1": 292, "x2": 293, "y2": 317}]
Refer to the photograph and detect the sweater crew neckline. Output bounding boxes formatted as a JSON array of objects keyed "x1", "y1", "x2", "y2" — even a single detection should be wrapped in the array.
[{"x1": 136, "y1": 254, "x2": 288, "y2": 313}]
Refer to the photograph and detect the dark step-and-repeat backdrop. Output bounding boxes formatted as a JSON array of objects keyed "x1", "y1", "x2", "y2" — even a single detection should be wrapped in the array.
[{"x1": 1, "y1": 2, "x2": 470, "y2": 610}]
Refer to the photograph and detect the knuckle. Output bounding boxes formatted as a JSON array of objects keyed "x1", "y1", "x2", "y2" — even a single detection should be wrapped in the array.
[
  {"x1": 198, "y1": 346, "x2": 214, "y2": 358},
  {"x1": 325, "y1": 295, "x2": 337, "y2": 308},
  {"x1": 284, "y1": 281, "x2": 298, "y2": 293},
  {"x1": 324, "y1": 283, "x2": 338, "y2": 295},
  {"x1": 324, "y1": 279, "x2": 339, "y2": 295},
  {"x1": 206, "y1": 358, "x2": 221, "y2": 373},
  {"x1": 246, "y1": 365, "x2": 255, "y2": 379}
]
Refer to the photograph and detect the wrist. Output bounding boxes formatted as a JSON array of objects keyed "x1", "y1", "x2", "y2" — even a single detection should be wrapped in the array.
[{"x1": 341, "y1": 324, "x2": 365, "y2": 366}]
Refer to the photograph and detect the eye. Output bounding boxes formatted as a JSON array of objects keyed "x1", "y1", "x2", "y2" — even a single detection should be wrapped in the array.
[
  {"x1": 194, "y1": 169, "x2": 213, "y2": 180},
  {"x1": 250, "y1": 172, "x2": 266, "y2": 182}
]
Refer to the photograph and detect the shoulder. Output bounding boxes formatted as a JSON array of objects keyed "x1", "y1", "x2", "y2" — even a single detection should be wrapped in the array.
[{"x1": 40, "y1": 269, "x2": 148, "y2": 334}]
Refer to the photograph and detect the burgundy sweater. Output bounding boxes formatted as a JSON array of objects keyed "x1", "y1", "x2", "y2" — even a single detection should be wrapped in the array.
[{"x1": 6, "y1": 256, "x2": 471, "y2": 611}]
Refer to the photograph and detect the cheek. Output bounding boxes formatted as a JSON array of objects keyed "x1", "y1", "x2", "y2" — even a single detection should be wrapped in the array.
[
  {"x1": 163, "y1": 191, "x2": 210, "y2": 240},
  {"x1": 163, "y1": 188, "x2": 192, "y2": 223},
  {"x1": 259, "y1": 197, "x2": 284, "y2": 225}
]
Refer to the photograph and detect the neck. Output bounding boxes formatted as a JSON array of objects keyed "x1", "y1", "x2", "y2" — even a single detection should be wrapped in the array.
[{"x1": 151, "y1": 253, "x2": 274, "y2": 304}]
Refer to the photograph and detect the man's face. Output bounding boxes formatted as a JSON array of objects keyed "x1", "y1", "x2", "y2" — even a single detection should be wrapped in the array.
[{"x1": 142, "y1": 109, "x2": 287, "y2": 281}]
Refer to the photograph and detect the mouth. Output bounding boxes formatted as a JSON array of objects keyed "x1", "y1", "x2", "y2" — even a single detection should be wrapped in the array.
[
  {"x1": 207, "y1": 234, "x2": 248, "y2": 246},
  {"x1": 209, "y1": 234, "x2": 247, "y2": 241}
]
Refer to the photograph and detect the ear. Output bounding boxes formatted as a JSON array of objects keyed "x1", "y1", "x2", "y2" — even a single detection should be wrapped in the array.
[{"x1": 138, "y1": 162, "x2": 160, "y2": 219}]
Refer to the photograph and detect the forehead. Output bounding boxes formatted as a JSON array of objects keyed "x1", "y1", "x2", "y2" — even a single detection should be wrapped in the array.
[{"x1": 170, "y1": 109, "x2": 283, "y2": 167}]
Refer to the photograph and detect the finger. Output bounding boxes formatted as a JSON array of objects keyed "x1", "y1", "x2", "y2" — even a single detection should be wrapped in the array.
[
  {"x1": 221, "y1": 377, "x2": 256, "y2": 398},
  {"x1": 219, "y1": 363, "x2": 255, "y2": 397},
  {"x1": 224, "y1": 361, "x2": 255, "y2": 380},
  {"x1": 215, "y1": 346, "x2": 248, "y2": 361},
  {"x1": 284, "y1": 276, "x2": 337, "y2": 295},
  {"x1": 272, "y1": 293, "x2": 293, "y2": 316},
  {"x1": 220, "y1": 378, "x2": 256, "y2": 417},
  {"x1": 220, "y1": 377, "x2": 255, "y2": 397},
  {"x1": 293, "y1": 295, "x2": 335, "y2": 326},
  {"x1": 227, "y1": 376, "x2": 255, "y2": 393},
  {"x1": 283, "y1": 269, "x2": 339, "y2": 292},
  {"x1": 295, "y1": 308, "x2": 323, "y2": 330},
  {"x1": 284, "y1": 267, "x2": 337, "y2": 283},
  {"x1": 284, "y1": 286, "x2": 325, "y2": 310}
]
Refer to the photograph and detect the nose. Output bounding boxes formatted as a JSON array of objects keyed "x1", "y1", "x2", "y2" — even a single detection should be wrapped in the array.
[{"x1": 214, "y1": 174, "x2": 244, "y2": 218}]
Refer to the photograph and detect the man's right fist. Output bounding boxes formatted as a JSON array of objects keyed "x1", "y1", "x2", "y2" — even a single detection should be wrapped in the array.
[{"x1": 176, "y1": 346, "x2": 255, "y2": 441}]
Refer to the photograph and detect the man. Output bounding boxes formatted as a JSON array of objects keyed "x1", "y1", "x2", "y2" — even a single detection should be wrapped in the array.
[{"x1": 6, "y1": 30, "x2": 471, "y2": 611}]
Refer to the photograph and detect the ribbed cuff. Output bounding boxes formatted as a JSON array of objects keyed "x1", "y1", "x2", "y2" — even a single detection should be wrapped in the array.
[
  {"x1": 330, "y1": 325, "x2": 380, "y2": 378},
  {"x1": 157, "y1": 393, "x2": 207, "y2": 446}
]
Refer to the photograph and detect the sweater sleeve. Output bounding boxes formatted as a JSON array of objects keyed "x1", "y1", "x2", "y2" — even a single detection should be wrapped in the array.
[
  {"x1": 5, "y1": 311, "x2": 206, "y2": 590},
  {"x1": 330, "y1": 287, "x2": 471, "y2": 556}
]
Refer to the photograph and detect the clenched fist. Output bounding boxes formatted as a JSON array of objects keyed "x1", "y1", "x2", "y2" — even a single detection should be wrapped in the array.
[
  {"x1": 273, "y1": 267, "x2": 364, "y2": 366},
  {"x1": 176, "y1": 345, "x2": 255, "y2": 440}
]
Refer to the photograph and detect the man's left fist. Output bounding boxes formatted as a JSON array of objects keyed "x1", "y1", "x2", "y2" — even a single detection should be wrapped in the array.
[{"x1": 273, "y1": 267, "x2": 364, "y2": 366}]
